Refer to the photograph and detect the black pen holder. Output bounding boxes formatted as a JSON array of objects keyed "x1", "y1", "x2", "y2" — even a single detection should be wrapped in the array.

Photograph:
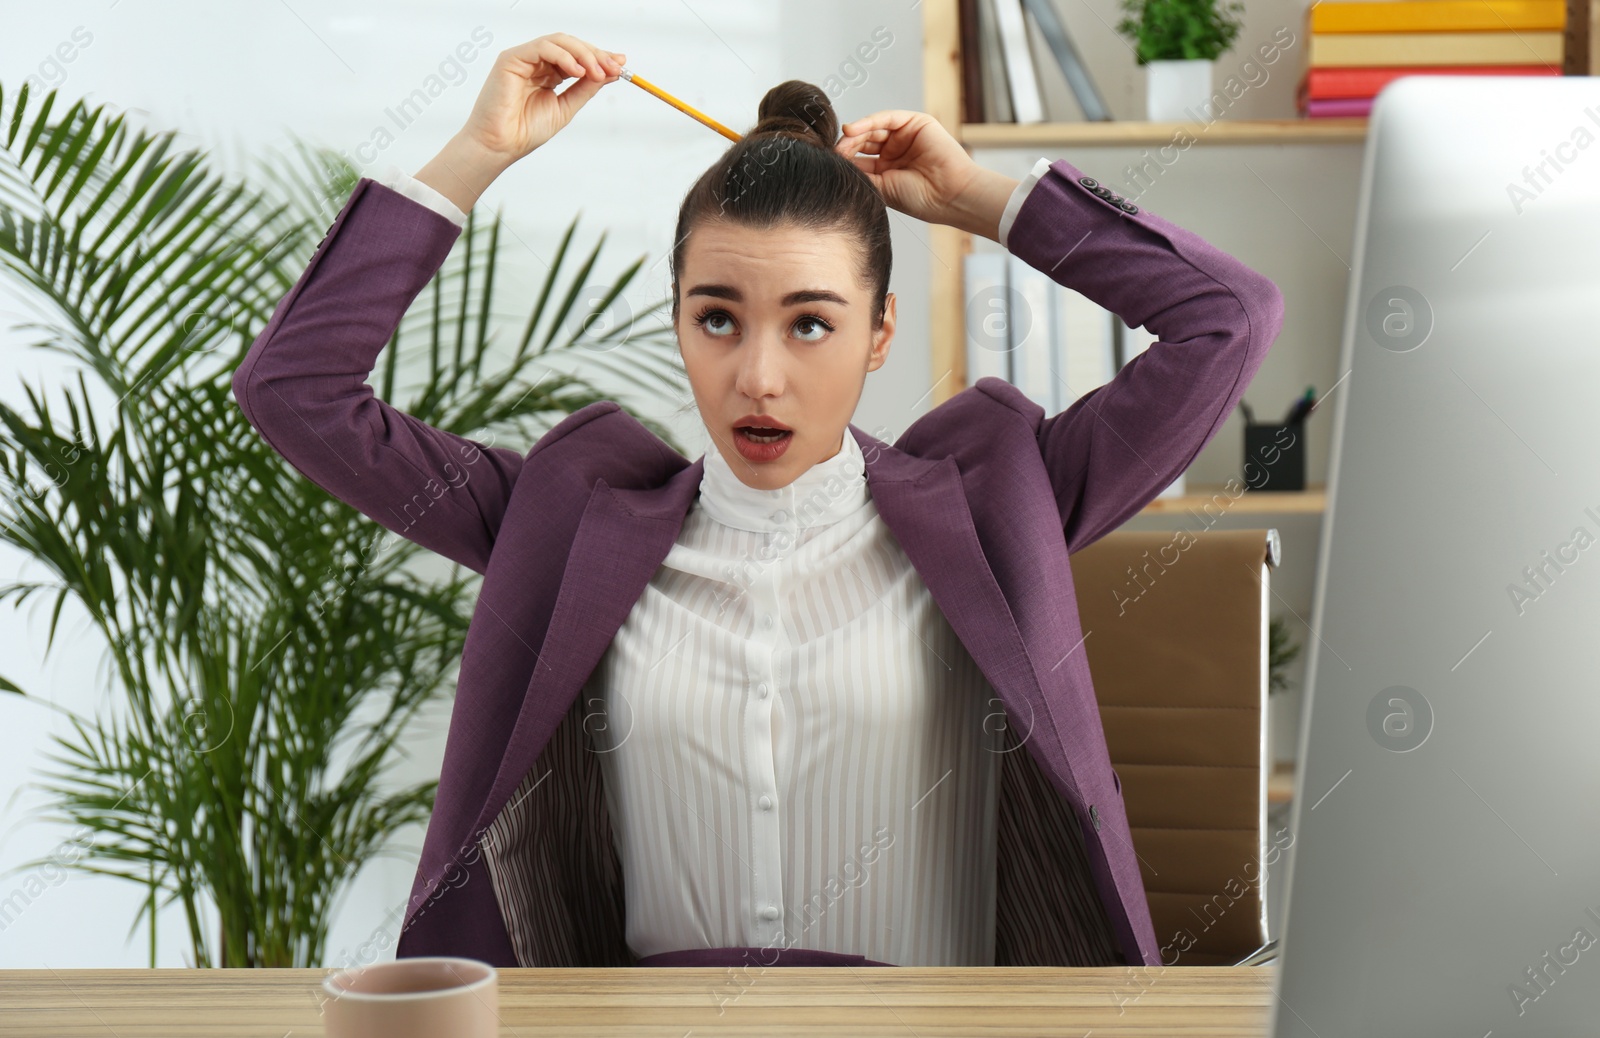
[{"x1": 1243, "y1": 421, "x2": 1305, "y2": 491}]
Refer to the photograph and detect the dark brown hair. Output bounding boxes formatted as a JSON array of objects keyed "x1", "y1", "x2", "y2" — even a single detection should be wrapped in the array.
[{"x1": 669, "y1": 80, "x2": 892, "y2": 330}]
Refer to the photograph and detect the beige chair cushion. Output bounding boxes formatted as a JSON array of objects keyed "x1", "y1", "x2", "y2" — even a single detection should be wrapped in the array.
[{"x1": 1069, "y1": 527, "x2": 1275, "y2": 966}]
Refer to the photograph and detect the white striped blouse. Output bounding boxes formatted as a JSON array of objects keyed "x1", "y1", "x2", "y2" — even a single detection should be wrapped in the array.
[
  {"x1": 376, "y1": 158, "x2": 1055, "y2": 967},
  {"x1": 587, "y1": 427, "x2": 1004, "y2": 966}
]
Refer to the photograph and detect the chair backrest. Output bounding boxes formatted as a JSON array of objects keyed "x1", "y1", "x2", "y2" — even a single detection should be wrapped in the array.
[{"x1": 1068, "y1": 527, "x2": 1278, "y2": 966}]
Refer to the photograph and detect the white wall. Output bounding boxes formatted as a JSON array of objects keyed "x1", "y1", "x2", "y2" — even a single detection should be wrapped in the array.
[{"x1": 1, "y1": 0, "x2": 1346, "y2": 966}]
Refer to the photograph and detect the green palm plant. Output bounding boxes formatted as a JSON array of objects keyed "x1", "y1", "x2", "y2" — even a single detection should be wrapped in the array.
[{"x1": 0, "y1": 80, "x2": 687, "y2": 966}]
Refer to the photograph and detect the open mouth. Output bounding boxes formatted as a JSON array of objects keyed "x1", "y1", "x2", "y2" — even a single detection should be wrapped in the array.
[{"x1": 737, "y1": 427, "x2": 792, "y2": 443}]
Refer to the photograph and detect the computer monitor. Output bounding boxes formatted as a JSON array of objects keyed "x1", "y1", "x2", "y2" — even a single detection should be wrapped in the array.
[{"x1": 1271, "y1": 74, "x2": 1600, "y2": 1038}]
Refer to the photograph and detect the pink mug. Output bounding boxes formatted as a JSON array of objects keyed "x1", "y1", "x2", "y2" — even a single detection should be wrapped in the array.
[{"x1": 321, "y1": 956, "x2": 498, "y2": 1038}]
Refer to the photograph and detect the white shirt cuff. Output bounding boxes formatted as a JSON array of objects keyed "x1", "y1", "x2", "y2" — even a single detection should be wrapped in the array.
[
  {"x1": 373, "y1": 162, "x2": 468, "y2": 227},
  {"x1": 998, "y1": 157, "x2": 1053, "y2": 249}
]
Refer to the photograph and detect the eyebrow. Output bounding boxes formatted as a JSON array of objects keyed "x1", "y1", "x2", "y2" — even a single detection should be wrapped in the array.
[{"x1": 686, "y1": 284, "x2": 849, "y2": 307}]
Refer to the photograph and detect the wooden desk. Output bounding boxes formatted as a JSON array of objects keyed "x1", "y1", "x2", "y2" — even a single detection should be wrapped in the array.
[{"x1": 1, "y1": 966, "x2": 1278, "y2": 1036}]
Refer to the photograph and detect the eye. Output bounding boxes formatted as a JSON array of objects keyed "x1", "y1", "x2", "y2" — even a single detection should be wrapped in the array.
[
  {"x1": 691, "y1": 305, "x2": 736, "y2": 337},
  {"x1": 794, "y1": 314, "x2": 834, "y2": 342}
]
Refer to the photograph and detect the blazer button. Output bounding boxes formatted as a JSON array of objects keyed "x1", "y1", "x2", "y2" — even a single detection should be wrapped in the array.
[
  {"x1": 1119, "y1": 201, "x2": 1139, "y2": 214},
  {"x1": 1078, "y1": 176, "x2": 1099, "y2": 189},
  {"x1": 1092, "y1": 185, "x2": 1113, "y2": 199},
  {"x1": 1090, "y1": 804, "x2": 1102, "y2": 831}
]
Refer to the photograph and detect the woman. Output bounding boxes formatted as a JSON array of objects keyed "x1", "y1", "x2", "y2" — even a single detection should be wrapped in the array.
[{"x1": 232, "y1": 32, "x2": 1284, "y2": 970}]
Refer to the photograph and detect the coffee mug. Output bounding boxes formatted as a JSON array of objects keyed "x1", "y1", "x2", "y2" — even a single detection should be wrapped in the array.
[{"x1": 321, "y1": 956, "x2": 498, "y2": 1038}]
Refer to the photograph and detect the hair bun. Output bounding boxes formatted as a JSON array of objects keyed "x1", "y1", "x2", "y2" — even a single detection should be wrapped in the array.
[{"x1": 752, "y1": 80, "x2": 838, "y2": 149}]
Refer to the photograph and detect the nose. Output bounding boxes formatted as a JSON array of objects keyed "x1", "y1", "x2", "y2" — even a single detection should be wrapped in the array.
[{"x1": 734, "y1": 333, "x2": 787, "y2": 401}]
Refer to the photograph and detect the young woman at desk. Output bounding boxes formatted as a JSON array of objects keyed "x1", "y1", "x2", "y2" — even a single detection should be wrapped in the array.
[{"x1": 232, "y1": 31, "x2": 1284, "y2": 971}]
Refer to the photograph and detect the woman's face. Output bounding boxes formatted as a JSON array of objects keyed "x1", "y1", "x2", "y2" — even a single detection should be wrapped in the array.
[{"x1": 675, "y1": 218, "x2": 895, "y2": 492}]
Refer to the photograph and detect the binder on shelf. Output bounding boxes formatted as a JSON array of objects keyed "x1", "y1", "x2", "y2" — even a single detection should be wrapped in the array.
[
  {"x1": 975, "y1": 0, "x2": 1015, "y2": 122},
  {"x1": 1055, "y1": 284, "x2": 1115, "y2": 409},
  {"x1": 1119, "y1": 321, "x2": 1159, "y2": 369},
  {"x1": 1007, "y1": 253, "x2": 1057, "y2": 412},
  {"x1": 966, "y1": 250, "x2": 1118, "y2": 414},
  {"x1": 959, "y1": 0, "x2": 987, "y2": 125},
  {"x1": 991, "y1": 0, "x2": 1047, "y2": 123},
  {"x1": 962, "y1": 250, "x2": 1186, "y2": 498},
  {"x1": 963, "y1": 251, "x2": 1012, "y2": 387},
  {"x1": 1020, "y1": 0, "x2": 1112, "y2": 122},
  {"x1": 1117, "y1": 322, "x2": 1184, "y2": 498}
]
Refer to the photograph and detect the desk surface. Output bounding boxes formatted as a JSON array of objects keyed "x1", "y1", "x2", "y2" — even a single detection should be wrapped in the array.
[{"x1": 1, "y1": 965, "x2": 1278, "y2": 1036}]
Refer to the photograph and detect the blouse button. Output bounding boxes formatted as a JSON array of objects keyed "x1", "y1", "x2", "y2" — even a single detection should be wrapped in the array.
[
  {"x1": 761, "y1": 905, "x2": 780, "y2": 921},
  {"x1": 756, "y1": 682, "x2": 770, "y2": 698},
  {"x1": 772, "y1": 510, "x2": 787, "y2": 523},
  {"x1": 759, "y1": 795, "x2": 772, "y2": 810},
  {"x1": 761, "y1": 614, "x2": 774, "y2": 629}
]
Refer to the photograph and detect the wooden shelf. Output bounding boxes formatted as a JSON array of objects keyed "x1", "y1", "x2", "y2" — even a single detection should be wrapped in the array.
[
  {"x1": 960, "y1": 118, "x2": 1369, "y2": 149},
  {"x1": 1138, "y1": 484, "x2": 1327, "y2": 517},
  {"x1": 919, "y1": 2, "x2": 1374, "y2": 409}
]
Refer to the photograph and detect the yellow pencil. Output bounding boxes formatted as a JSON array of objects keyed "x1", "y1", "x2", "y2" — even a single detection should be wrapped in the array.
[{"x1": 618, "y1": 67, "x2": 743, "y2": 143}]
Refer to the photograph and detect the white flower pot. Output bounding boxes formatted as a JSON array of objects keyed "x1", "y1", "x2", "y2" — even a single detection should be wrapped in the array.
[{"x1": 1145, "y1": 58, "x2": 1215, "y2": 122}]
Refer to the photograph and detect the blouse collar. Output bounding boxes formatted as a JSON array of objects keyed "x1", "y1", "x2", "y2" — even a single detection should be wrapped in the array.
[{"x1": 698, "y1": 427, "x2": 869, "y2": 533}]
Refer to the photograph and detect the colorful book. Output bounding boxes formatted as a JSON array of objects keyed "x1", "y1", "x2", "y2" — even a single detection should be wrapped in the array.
[
  {"x1": 1307, "y1": 96, "x2": 1375, "y2": 117},
  {"x1": 1297, "y1": 0, "x2": 1567, "y2": 119},
  {"x1": 1301, "y1": 62, "x2": 1560, "y2": 102},
  {"x1": 1308, "y1": 30, "x2": 1563, "y2": 66},
  {"x1": 1309, "y1": 0, "x2": 1565, "y2": 33}
]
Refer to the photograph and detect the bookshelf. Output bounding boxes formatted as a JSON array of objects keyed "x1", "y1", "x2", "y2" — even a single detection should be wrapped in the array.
[
  {"x1": 924, "y1": 0, "x2": 1599, "y2": 800},
  {"x1": 919, "y1": 0, "x2": 1350, "y2": 515},
  {"x1": 921, "y1": 0, "x2": 1599, "y2": 419},
  {"x1": 920, "y1": 0, "x2": 1373, "y2": 407}
]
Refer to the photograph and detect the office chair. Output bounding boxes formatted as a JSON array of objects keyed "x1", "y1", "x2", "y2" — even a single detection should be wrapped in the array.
[{"x1": 1070, "y1": 527, "x2": 1280, "y2": 966}]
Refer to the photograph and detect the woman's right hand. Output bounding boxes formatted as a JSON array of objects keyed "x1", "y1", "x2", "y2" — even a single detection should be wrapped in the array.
[{"x1": 459, "y1": 33, "x2": 627, "y2": 166}]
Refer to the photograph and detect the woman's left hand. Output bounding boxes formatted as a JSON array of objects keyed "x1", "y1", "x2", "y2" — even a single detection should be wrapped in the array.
[{"x1": 836, "y1": 110, "x2": 1012, "y2": 236}]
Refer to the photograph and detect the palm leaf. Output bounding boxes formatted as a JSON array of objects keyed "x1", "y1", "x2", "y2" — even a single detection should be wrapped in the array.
[{"x1": 0, "y1": 79, "x2": 691, "y2": 967}]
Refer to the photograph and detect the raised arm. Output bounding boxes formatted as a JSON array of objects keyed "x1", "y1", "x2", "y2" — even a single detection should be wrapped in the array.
[
  {"x1": 833, "y1": 116, "x2": 1285, "y2": 556},
  {"x1": 231, "y1": 165, "x2": 518, "y2": 574},
  {"x1": 999, "y1": 157, "x2": 1285, "y2": 554},
  {"x1": 230, "y1": 33, "x2": 630, "y2": 574}
]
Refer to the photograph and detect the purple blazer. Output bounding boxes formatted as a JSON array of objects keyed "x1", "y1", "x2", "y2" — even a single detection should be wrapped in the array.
[{"x1": 232, "y1": 158, "x2": 1283, "y2": 970}]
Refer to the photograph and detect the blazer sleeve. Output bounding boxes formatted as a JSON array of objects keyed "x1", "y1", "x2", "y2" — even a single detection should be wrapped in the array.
[
  {"x1": 991, "y1": 157, "x2": 1286, "y2": 555},
  {"x1": 231, "y1": 176, "x2": 521, "y2": 575}
]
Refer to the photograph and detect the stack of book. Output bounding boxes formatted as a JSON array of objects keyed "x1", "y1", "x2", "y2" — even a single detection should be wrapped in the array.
[{"x1": 1298, "y1": 0, "x2": 1565, "y2": 118}]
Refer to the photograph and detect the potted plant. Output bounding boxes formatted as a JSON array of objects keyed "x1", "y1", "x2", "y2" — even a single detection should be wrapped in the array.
[
  {"x1": 0, "y1": 81, "x2": 686, "y2": 966},
  {"x1": 1115, "y1": 0, "x2": 1246, "y2": 121}
]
